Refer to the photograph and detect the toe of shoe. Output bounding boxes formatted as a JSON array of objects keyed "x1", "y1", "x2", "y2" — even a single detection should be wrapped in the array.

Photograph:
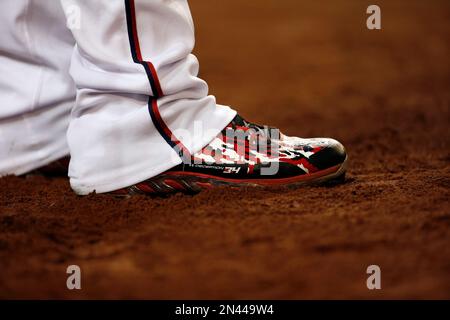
[{"x1": 309, "y1": 139, "x2": 347, "y2": 170}]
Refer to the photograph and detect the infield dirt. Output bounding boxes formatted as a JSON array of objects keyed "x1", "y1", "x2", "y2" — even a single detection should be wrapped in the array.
[{"x1": 0, "y1": 0, "x2": 449, "y2": 299}]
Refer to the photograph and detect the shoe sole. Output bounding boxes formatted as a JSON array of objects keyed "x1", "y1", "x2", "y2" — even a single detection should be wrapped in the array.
[{"x1": 133, "y1": 156, "x2": 349, "y2": 194}]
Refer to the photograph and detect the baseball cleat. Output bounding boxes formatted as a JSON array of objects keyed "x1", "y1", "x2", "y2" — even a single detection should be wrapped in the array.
[{"x1": 112, "y1": 115, "x2": 348, "y2": 195}]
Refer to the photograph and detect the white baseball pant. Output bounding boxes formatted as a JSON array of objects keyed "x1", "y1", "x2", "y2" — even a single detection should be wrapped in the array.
[{"x1": 0, "y1": 0, "x2": 236, "y2": 194}]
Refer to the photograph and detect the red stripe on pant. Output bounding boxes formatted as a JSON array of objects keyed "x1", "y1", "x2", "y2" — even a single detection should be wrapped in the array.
[{"x1": 125, "y1": 0, "x2": 191, "y2": 160}]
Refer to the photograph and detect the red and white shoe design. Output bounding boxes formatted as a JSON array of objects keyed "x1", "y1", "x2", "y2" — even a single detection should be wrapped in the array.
[{"x1": 113, "y1": 115, "x2": 348, "y2": 195}]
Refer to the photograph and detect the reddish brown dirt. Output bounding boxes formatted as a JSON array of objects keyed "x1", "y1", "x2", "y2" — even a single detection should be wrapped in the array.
[{"x1": 1, "y1": 0, "x2": 449, "y2": 299}]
